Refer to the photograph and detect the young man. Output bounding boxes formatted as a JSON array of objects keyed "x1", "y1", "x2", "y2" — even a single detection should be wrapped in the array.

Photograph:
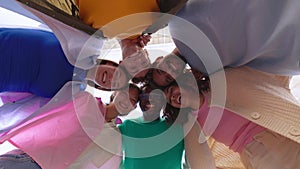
[{"x1": 118, "y1": 84, "x2": 185, "y2": 169}]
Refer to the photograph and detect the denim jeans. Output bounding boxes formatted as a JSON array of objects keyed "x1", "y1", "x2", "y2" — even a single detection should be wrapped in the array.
[{"x1": 0, "y1": 149, "x2": 41, "y2": 169}]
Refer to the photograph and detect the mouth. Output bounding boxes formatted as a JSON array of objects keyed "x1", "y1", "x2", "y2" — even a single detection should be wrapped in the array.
[{"x1": 102, "y1": 71, "x2": 107, "y2": 84}]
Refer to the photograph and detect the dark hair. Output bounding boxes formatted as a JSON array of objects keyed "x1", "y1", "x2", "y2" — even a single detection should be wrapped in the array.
[
  {"x1": 109, "y1": 91, "x2": 117, "y2": 103},
  {"x1": 158, "y1": 0, "x2": 187, "y2": 13},
  {"x1": 131, "y1": 60, "x2": 157, "y2": 84},
  {"x1": 131, "y1": 63, "x2": 166, "y2": 91},
  {"x1": 109, "y1": 83, "x2": 141, "y2": 103},
  {"x1": 129, "y1": 83, "x2": 142, "y2": 98},
  {"x1": 163, "y1": 103, "x2": 191, "y2": 125},
  {"x1": 96, "y1": 59, "x2": 119, "y2": 67},
  {"x1": 191, "y1": 69, "x2": 210, "y2": 93},
  {"x1": 162, "y1": 70, "x2": 210, "y2": 124},
  {"x1": 132, "y1": 52, "x2": 186, "y2": 89}
]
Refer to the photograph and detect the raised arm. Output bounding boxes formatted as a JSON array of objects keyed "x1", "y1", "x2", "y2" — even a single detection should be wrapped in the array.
[{"x1": 184, "y1": 121, "x2": 216, "y2": 169}]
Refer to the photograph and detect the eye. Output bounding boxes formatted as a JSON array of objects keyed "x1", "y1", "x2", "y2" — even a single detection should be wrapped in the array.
[
  {"x1": 130, "y1": 98, "x2": 137, "y2": 106},
  {"x1": 167, "y1": 60, "x2": 173, "y2": 70}
]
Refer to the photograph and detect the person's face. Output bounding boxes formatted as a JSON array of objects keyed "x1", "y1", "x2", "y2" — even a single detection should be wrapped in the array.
[
  {"x1": 122, "y1": 48, "x2": 151, "y2": 78},
  {"x1": 164, "y1": 85, "x2": 193, "y2": 109},
  {"x1": 94, "y1": 63, "x2": 128, "y2": 90},
  {"x1": 139, "y1": 89, "x2": 165, "y2": 119},
  {"x1": 152, "y1": 55, "x2": 186, "y2": 86},
  {"x1": 114, "y1": 87, "x2": 139, "y2": 114}
]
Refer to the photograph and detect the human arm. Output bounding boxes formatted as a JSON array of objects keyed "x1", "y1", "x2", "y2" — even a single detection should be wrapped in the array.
[
  {"x1": 184, "y1": 121, "x2": 216, "y2": 169},
  {"x1": 169, "y1": 0, "x2": 300, "y2": 75},
  {"x1": 119, "y1": 34, "x2": 151, "y2": 59}
]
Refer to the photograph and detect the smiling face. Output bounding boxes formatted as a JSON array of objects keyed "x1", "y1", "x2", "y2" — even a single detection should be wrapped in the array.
[
  {"x1": 139, "y1": 86, "x2": 166, "y2": 121},
  {"x1": 164, "y1": 85, "x2": 195, "y2": 109},
  {"x1": 152, "y1": 54, "x2": 186, "y2": 87},
  {"x1": 121, "y1": 48, "x2": 151, "y2": 78},
  {"x1": 94, "y1": 64, "x2": 128, "y2": 90},
  {"x1": 113, "y1": 85, "x2": 140, "y2": 115}
]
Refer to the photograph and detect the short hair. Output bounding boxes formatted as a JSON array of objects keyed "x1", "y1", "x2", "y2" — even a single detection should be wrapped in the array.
[
  {"x1": 109, "y1": 83, "x2": 141, "y2": 103},
  {"x1": 129, "y1": 83, "x2": 142, "y2": 98},
  {"x1": 162, "y1": 103, "x2": 190, "y2": 125}
]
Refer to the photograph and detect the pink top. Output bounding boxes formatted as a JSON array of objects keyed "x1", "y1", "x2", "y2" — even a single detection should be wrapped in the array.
[
  {"x1": 197, "y1": 97, "x2": 266, "y2": 153},
  {"x1": 2, "y1": 92, "x2": 118, "y2": 169}
]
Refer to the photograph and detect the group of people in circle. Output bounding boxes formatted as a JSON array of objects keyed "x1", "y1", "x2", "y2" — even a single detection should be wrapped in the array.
[
  {"x1": 0, "y1": 26, "x2": 207, "y2": 169},
  {"x1": 1, "y1": 0, "x2": 300, "y2": 169}
]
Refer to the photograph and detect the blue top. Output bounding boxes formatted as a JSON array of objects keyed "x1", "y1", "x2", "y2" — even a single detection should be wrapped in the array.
[
  {"x1": 0, "y1": 28, "x2": 87, "y2": 97},
  {"x1": 169, "y1": 0, "x2": 300, "y2": 75}
]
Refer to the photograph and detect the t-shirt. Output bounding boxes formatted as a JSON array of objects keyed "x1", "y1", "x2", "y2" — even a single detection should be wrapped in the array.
[
  {"x1": 76, "y1": 0, "x2": 160, "y2": 38},
  {"x1": 118, "y1": 117, "x2": 184, "y2": 169},
  {"x1": 169, "y1": 0, "x2": 300, "y2": 75},
  {"x1": 0, "y1": 28, "x2": 78, "y2": 98}
]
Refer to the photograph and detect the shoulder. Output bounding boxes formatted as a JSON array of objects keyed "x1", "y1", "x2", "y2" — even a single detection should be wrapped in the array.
[{"x1": 117, "y1": 118, "x2": 139, "y2": 131}]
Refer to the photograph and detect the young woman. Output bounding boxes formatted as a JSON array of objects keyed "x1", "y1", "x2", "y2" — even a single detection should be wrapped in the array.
[
  {"x1": 0, "y1": 28, "x2": 131, "y2": 97},
  {"x1": 0, "y1": 83, "x2": 141, "y2": 169},
  {"x1": 163, "y1": 67, "x2": 300, "y2": 168},
  {"x1": 2, "y1": 0, "x2": 190, "y2": 84},
  {"x1": 132, "y1": 49, "x2": 187, "y2": 88}
]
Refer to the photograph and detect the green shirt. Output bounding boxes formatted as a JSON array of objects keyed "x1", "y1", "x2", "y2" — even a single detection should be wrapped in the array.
[{"x1": 118, "y1": 117, "x2": 184, "y2": 169}]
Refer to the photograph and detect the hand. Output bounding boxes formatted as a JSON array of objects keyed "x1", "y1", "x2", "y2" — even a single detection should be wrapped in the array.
[{"x1": 137, "y1": 34, "x2": 151, "y2": 47}]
